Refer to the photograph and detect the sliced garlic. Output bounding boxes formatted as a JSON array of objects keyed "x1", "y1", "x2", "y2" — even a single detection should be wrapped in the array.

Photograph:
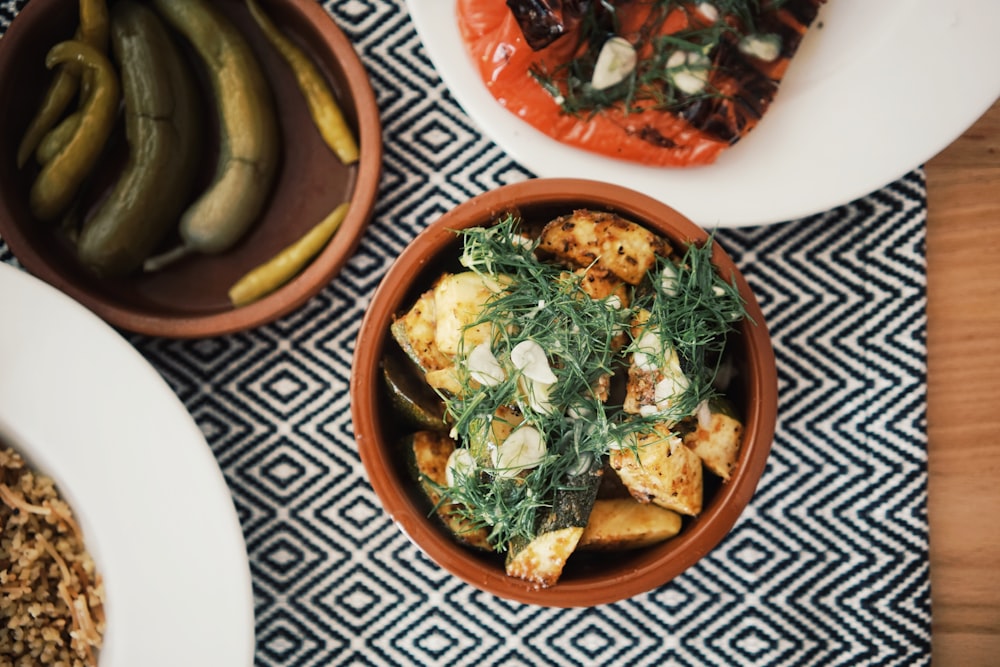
[
  {"x1": 667, "y1": 50, "x2": 712, "y2": 95},
  {"x1": 520, "y1": 376, "x2": 556, "y2": 415},
  {"x1": 696, "y1": 2, "x2": 719, "y2": 22},
  {"x1": 661, "y1": 262, "x2": 679, "y2": 297},
  {"x1": 632, "y1": 330, "x2": 662, "y2": 372},
  {"x1": 738, "y1": 33, "x2": 782, "y2": 62},
  {"x1": 446, "y1": 448, "x2": 477, "y2": 487},
  {"x1": 696, "y1": 399, "x2": 713, "y2": 430},
  {"x1": 591, "y1": 36, "x2": 637, "y2": 90},
  {"x1": 608, "y1": 431, "x2": 637, "y2": 451},
  {"x1": 468, "y1": 342, "x2": 505, "y2": 386},
  {"x1": 567, "y1": 452, "x2": 595, "y2": 477},
  {"x1": 493, "y1": 426, "x2": 546, "y2": 477},
  {"x1": 511, "y1": 339, "x2": 558, "y2": 384}
]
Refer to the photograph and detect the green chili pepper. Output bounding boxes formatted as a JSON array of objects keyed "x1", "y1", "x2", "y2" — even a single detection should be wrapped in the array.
[
  {"x1": 245, "y1": 0, "x2": 359, "y2": 164},
  {"x1": 34, "y1": 112, "x2": 82, "y2": 166},
  {"x1": 228, "y1": 202, "x2": 350, "y2": 307},
  {"x1": 28, "y1": 40, "x2": 119, "y2": 223},
  {"x1": 16, "y1": 0, "x2": 110, "y2": 169}
]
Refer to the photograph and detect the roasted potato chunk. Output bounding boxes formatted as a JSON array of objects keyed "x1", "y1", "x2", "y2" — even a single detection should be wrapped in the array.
[
  {"x1": 684, "y1": 402, "x2": 744, "y2": 481},
  {"x1": 609, "y1": 426, "x2": 703, "y2": 516},
  {"x1": 579, "y1": 498, "x2": 682, "y2": 550},
  {"x1": 538, "y1": 210, "x2": 671, "y2": 285}
]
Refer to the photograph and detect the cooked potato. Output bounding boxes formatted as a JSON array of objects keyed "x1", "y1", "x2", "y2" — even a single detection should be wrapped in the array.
[
  {"x1": 683, "y1": 402, "x2": 743, "y2": 481},
  {"x1": 506, "y1": 526, "x2": 585, "y2": 587},
  {"x1": 578, "y1": 498, "x2": 682, "y2": 550},
  {"x1": 572, "y1": 266, "x2": 629, "y2": 304},
  {"x1": 538, "y1": 210, "x2": 671, "y2": 285},
  {"x1": 609, "y1": 426, "x2": 703, "y2": 516}
]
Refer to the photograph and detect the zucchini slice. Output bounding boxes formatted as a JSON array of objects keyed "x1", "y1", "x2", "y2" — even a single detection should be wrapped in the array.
[
  {"x1": 406, "y1": 430, "x2": 492, "y2": 551},
  {"x1": 382, "y1": 351, "x2": 448, "y2": 431},
  {"x1": 391, "y1": 286, "x2": 451, "y2": 375},
  {"x1": 505, "y1": 467, "x2": 602, "y2": 587}
]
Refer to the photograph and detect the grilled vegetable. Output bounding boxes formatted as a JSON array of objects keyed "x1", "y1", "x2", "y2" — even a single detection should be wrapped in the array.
[
  {"x1": 505, "y1": 466, "x2": 601, "y2": 587},
  {"x1": 150, "y1": 0, "x2": 279, "y2": 258},
  {"x1": 390, "y1": 271, "x2": 503, "y2": 395},
  {"x1": 227, "y1": 202, "x2": 349, "y2": 306},
  {"x1": 17, "y1": 0, "x2": 110, "y2": 169},
  {"x1": 683, "y1": 398, "x2": 743, "y2": 481},
  {"x1": 245, "y1": 0, "x2": 358, "y2": 164},
  {"x1": 76, "y1": 0, "x2": 203, "y2": 277},
  {"x1": 407, "y1": 431, "x2": 492, "y2": 550},
  {"x1": 386, "y1": 212, "x2": 750, "y2": 585},
  {"x1": 538, "y1": 210, "x2": 671, "y2": 285},
  {"x1": 609, "y1": 425, "x2": 703, "y2": 516},
  {"x1": 381, "y1": 350, "x2": 449, "y2": 431},
  {"x1": 578, "y1": 498, "x2": 682, "y2": 550},
  {"x1": 34, "y1": 112, "x2": 82, "y2": 166},
  {"x1": 458, "y1": 0, "x2": 827, "y2": 166},
  {"x1": 28, "y1": 41, "x2": 119, "y2": 223},
  {"x1": 391, "y1": 286, "x2": 452, "y2": 376}
]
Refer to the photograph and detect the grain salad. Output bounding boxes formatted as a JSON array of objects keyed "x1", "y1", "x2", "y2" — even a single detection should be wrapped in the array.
[{"x1": 0, "y1": 446, "x2": 104, "y2": 666}]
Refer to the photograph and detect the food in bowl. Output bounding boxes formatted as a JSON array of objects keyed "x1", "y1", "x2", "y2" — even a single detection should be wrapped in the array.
[
  {"x1": 0, "y1": 444, "x2": 104, "y2": 666},
  {"x1": 353, "y1": 180, "x2": 776, "y2": 605},
  {"x1": 0, "y1": 0, "x2": 381, "y2": 337},
  {"x1": 457, "y1": 0, "x2": 826, "y2": 166},
  {"x1": 384, "y1": 206, "x2": 753, "y2": 588}
]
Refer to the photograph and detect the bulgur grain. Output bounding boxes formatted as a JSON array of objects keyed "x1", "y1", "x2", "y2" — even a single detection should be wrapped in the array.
[{"x1": 0, "y1": 446, "x2": 104, "y2": 666}]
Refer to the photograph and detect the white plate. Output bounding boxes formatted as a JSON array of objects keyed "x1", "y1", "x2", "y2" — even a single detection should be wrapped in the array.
[
  {"x1": 0, "y1": 263, "x2": 254, "y2": 666},
  {"x1": 408, "y1": 0, "x2": 1000, "y2": 227}
]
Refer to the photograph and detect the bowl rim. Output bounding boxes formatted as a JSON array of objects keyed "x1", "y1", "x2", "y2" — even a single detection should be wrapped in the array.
[
  {"x1": 0, "y1": 0, "x2": 382, "y2": 338},
  {"x1": 351, "y1": 177, "x2": 777, "y2": 607}
]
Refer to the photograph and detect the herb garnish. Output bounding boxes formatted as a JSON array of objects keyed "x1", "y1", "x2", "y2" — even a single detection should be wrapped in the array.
[
  {"x1": 435, "y1": 215, "x2": 747, "y2": 551},
  {"x1": 530, "y1": 0, "x2": 789, "y2": 116}
]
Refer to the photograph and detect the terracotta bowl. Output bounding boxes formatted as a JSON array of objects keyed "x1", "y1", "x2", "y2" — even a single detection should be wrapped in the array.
[
  {"x1": 351, "y1": 178, "x2": 777, "y2": 606},
  {"x1": 0, "y1": 0, "x2": 381, "y2": 337}
]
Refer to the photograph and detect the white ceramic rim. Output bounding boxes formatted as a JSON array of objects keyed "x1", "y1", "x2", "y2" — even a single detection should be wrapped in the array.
[
  {"x1": 408, "y1": 0, "x2": 1000, "y2": 227},
  {"x1": 0, "y1": 263, "x2": 255, "y2": 666}
]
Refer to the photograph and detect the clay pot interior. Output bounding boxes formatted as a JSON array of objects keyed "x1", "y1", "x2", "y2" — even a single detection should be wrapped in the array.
[
  {"x1": 351, "y1": 178, "x2": 777, "y2": 607},
  {"x1": 0, "y1": 0, "x2": 381, "y2": 337}
]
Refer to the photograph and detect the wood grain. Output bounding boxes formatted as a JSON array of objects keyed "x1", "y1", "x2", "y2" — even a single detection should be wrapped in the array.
[{"x1": 925, "y1": 97, "x2": 1000, "y2": 664}]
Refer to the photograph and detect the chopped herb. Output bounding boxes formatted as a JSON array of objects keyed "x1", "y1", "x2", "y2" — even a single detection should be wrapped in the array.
[
  {"x1": 530, "y1": 0, "x2": 790, "y2": 116},
  {"x1": 430, "y1": 215, "x2": 748, "y2": 550}
]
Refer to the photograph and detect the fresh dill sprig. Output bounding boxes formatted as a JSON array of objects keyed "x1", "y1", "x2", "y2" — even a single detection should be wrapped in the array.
[
  {"x1": 529, "y1": 0, "x2": 789, "y2": 116},
  {"x1": 435, "y1": 216, "x2": 747, "y2": 551},
  {"x1": 629, "y1": 235, "x2": 749, "y2": 421}
]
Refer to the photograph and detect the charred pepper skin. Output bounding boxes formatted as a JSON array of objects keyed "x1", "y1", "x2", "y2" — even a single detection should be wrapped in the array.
[
  {"x1": 76, "y1": 1, "x2": 204, "y2": 277},
  {"x1": 28, "y1": 40, "x2": 119, "y2": 223},
  {"x1": 151, "y1": 0, "x2": 280, "y2": 256}
]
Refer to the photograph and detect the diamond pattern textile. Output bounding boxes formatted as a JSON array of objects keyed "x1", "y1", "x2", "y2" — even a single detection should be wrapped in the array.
[{"x1": 0, "y1": 2, "x2": 931, "y2": 665}]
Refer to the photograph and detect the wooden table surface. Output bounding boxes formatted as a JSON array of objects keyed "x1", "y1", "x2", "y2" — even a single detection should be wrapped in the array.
[{"x1": 925, "y1": 96, "x2": 1000, "y2": 664}]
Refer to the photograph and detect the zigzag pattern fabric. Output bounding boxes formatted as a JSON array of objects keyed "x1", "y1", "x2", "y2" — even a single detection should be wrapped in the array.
[{"x1": 0, "y1": 1, "x2": 931, "y2": 665}]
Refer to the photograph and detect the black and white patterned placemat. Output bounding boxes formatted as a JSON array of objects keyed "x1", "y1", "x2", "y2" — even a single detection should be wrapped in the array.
[{"x1": 1, "y1": 1, "x2": 931, "y2": 665}]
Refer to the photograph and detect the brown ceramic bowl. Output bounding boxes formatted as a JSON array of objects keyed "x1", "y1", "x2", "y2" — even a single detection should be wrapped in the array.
[
  {"x1": 351, "y1": 178, "x2": 777, "y2": 606},
  {"x1": 0, "y1": 0, "x2": 380, "y2": 337}
]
